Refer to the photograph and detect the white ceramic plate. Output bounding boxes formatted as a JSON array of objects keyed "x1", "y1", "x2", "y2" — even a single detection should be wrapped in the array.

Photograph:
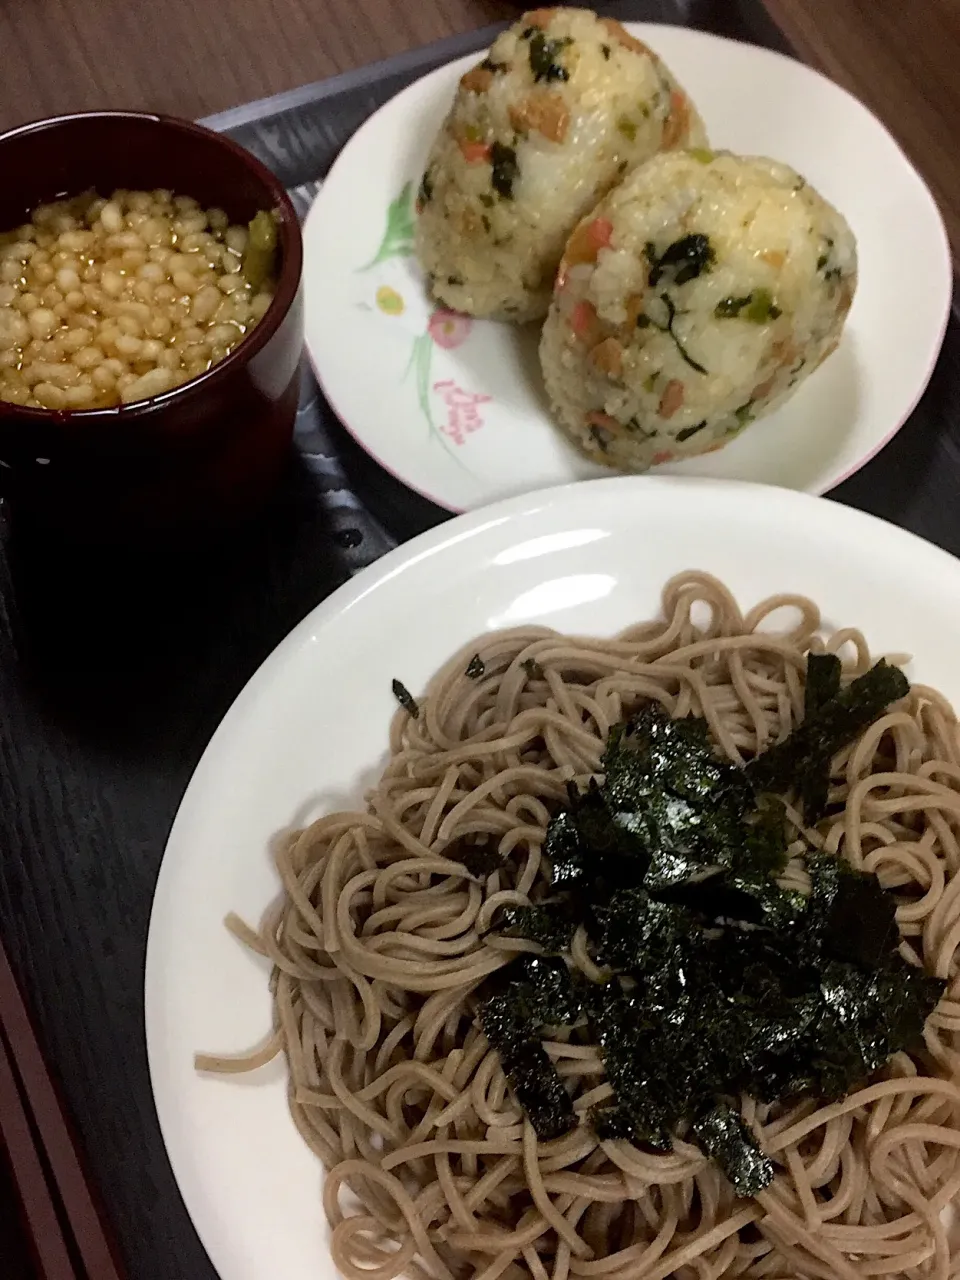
[
  {"x1": 302, "y1": 24, "x2": 951, "y2": 513},
  {"x1": 147, "y1": 476, "x2": 960, "y2": 1280}
]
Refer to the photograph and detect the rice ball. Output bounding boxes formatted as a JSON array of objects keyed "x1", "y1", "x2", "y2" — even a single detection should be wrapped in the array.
[
  {"x1": 415, "y1": 7, "x2": 707, "y2": 322},
  {"x1": 539, "y1": 149, "x2": 857, "y2": 469}
]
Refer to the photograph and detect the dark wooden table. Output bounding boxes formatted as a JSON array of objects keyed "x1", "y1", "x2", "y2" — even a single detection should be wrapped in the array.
[
  {"x1": 0, "y1": 0, "x2": 517, "y2": 128},
  {"x1": 0, "y1": 3, "x2": 957, "y2": 1279},
  {"x1": 1, "y1": 0, "x2": 958, "y2": 266}
]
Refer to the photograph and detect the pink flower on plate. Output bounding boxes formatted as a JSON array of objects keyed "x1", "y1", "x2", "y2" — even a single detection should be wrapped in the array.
[{"x1": 428, "y1": 309, "x2": 472, "y2": 350}]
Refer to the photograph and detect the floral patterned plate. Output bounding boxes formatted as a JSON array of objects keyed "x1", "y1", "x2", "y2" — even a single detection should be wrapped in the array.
[{"x1": 302, "y1": 24, "x2": 951, "y2": 512}]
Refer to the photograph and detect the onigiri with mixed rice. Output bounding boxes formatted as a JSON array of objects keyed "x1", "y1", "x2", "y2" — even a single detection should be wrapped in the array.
[
  {"x1": 539, "y1": 149, "x2": 857, "y2": 469},
  {"x1": 415, "y1": 8, "x2": 707, "y2": 322}
]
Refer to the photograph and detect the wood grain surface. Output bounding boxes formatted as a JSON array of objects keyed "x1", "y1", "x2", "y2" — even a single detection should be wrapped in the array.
[
  {"x1": 760, "y1": 0, "x2": 960, "y2": 270},
  {"x1": 2, "y1": 0, "x2": 956, "y2": 263},
  {"x1": 0, "y1": 0, "x2": 515, "y2": 130}
]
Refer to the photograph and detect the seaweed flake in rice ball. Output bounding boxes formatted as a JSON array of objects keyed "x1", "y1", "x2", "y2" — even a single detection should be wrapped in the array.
[
  {"x1": 539, "y1": 150, "x2": 857, "y2": 470},
  {"x1": 415, "y1": 8, "x2": 707, "y2": 323}
]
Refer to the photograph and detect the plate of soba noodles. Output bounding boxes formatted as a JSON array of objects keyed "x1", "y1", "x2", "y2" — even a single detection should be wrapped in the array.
[{"x1": 146, "y1": 475, "x2": 960, "y2": 1280}]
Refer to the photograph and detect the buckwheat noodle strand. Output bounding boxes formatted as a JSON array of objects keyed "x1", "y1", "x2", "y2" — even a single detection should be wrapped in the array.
[{"x1": 197, "y1": 572, "x2": 960, "y2": 1280}]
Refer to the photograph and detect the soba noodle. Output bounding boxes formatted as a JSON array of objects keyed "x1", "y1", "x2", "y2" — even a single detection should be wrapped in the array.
[{"x1": 197, "y1": 571, "x2": 960, "y2": 1280}]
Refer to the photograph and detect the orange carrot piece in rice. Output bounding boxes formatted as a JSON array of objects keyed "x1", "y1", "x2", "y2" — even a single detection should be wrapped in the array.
[
  {"x1": 524, "y1": 8, "x2": 558, "y2": 29},
  {"x1": 589, "y1": 338, "x2": 624, "y2": 377},
  {"x1": 585, "y1": 411, "x2": 622, "y2": 432},
  {"x1": 563, "y1": 217, "x2": 613, "y2": 269},
  {"x1": 600, "y1": 17, "x2": 654, "y2": 58},
  {"x1": 460, "y1": 65, "x2": 495, "y2": 94},
  {"x1": 570, "y1": 300, "x2": 600, "y2": 341},
  {"x1": 623, "y1": 293, "x2": 646, "y2": 333},
  {"x1": 509, "y1": 90, "x2": 570, "y2": 143},
  {"x1": 658, "y1": 379, "x2": 685, "y2": 419},
  {"x1": 459, "y1": 139, "x2": 492, "y2": 163},
  {"x1": 662, "y1": 90, "x2": 691, "y2": 149}
]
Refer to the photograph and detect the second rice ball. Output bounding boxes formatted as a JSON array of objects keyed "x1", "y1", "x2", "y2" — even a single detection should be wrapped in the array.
[{"x1": 539, "y1": 150, "x2": 857, "y2": 469}]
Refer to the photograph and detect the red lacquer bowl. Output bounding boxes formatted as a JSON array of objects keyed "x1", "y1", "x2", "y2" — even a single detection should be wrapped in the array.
[{"x1": 0, "y1": 112, "x2": 304, "y2": 541}]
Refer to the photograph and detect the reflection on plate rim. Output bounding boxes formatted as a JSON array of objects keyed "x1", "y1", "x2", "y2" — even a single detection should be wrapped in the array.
[{"x1": 302, "y1": 23, "x2": 952, "y2": 513}]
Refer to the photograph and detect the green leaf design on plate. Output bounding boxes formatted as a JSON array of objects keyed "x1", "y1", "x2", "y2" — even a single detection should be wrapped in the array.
[
  {"x1": 361, "y1": 182, "x2": 416, "y2": 270},
  {"x1": 404, "y1": 333, "x2": 470, "y2": 472}
]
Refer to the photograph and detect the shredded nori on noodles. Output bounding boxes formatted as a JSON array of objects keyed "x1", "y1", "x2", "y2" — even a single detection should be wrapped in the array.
[
  {"x1": 749, "y1": 659, "x2": 909, "y2": 797},
  {"x1": 805, "y1": 651, "x2": 844, "y2": 713},
  {"x1": 693, "y1": 1104, "x2": 774, "y2": 1197},
  {"x1": 799, "y1": 652, "x2": 843, "y2": 823},
  {"x1": 391, "y1": 678, "x2": 419, "y2": 718},
  {"x1": 480, "y1": 661, "x2": 945, "y2": 1192},
  {"x1": 800, "y1": 849, "x2": 899, "y2": 970},
  {"x1": 492, "y1": 903, "x2": 579, "y2": 954},
  {"x1": 602, "y1": 706, "x2": 765, "y2": 890},
  {"x1": 480, "y1": 957, "x2": 581, "y2": 1140},
  {"x1": 446, "y1": 838, "x2": 503, "y2": 879},
  {"x1": 465, "y1": 654, "x2": 486, "y2": 679}
]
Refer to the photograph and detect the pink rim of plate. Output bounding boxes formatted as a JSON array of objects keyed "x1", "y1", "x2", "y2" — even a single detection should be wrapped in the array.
[
  {"x1": 305, "y1": 343, "x2": 470, "y2": 513},
  {"x1": 829, "y1": 291, "x2": 952, "y2": 489}
]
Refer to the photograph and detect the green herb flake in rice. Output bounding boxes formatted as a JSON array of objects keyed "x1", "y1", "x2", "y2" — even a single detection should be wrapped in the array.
[
  {"x1": 647, "y1": 234, "x2": 715, "y2": 287},
  {"x1": 528, "y1": 32, "x2": 573, "y2": 83},
  {"x1": 676, "y1": 421, "x2": 708, "y2": 442},
  {"x1": 639, "y1": 293, "x2": 709, "y2": 375},
  {"x1": 715, "y1": 289, "x2": 782, "y2": 323},
  {"x1": 416, "y1": 172, "x2": 434, "y2": 210}
]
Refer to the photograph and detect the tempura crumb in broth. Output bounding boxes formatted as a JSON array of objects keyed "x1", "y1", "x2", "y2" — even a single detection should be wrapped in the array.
[{"x1": 0, "y1": 189, "x2": 279, "y2": 410}]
